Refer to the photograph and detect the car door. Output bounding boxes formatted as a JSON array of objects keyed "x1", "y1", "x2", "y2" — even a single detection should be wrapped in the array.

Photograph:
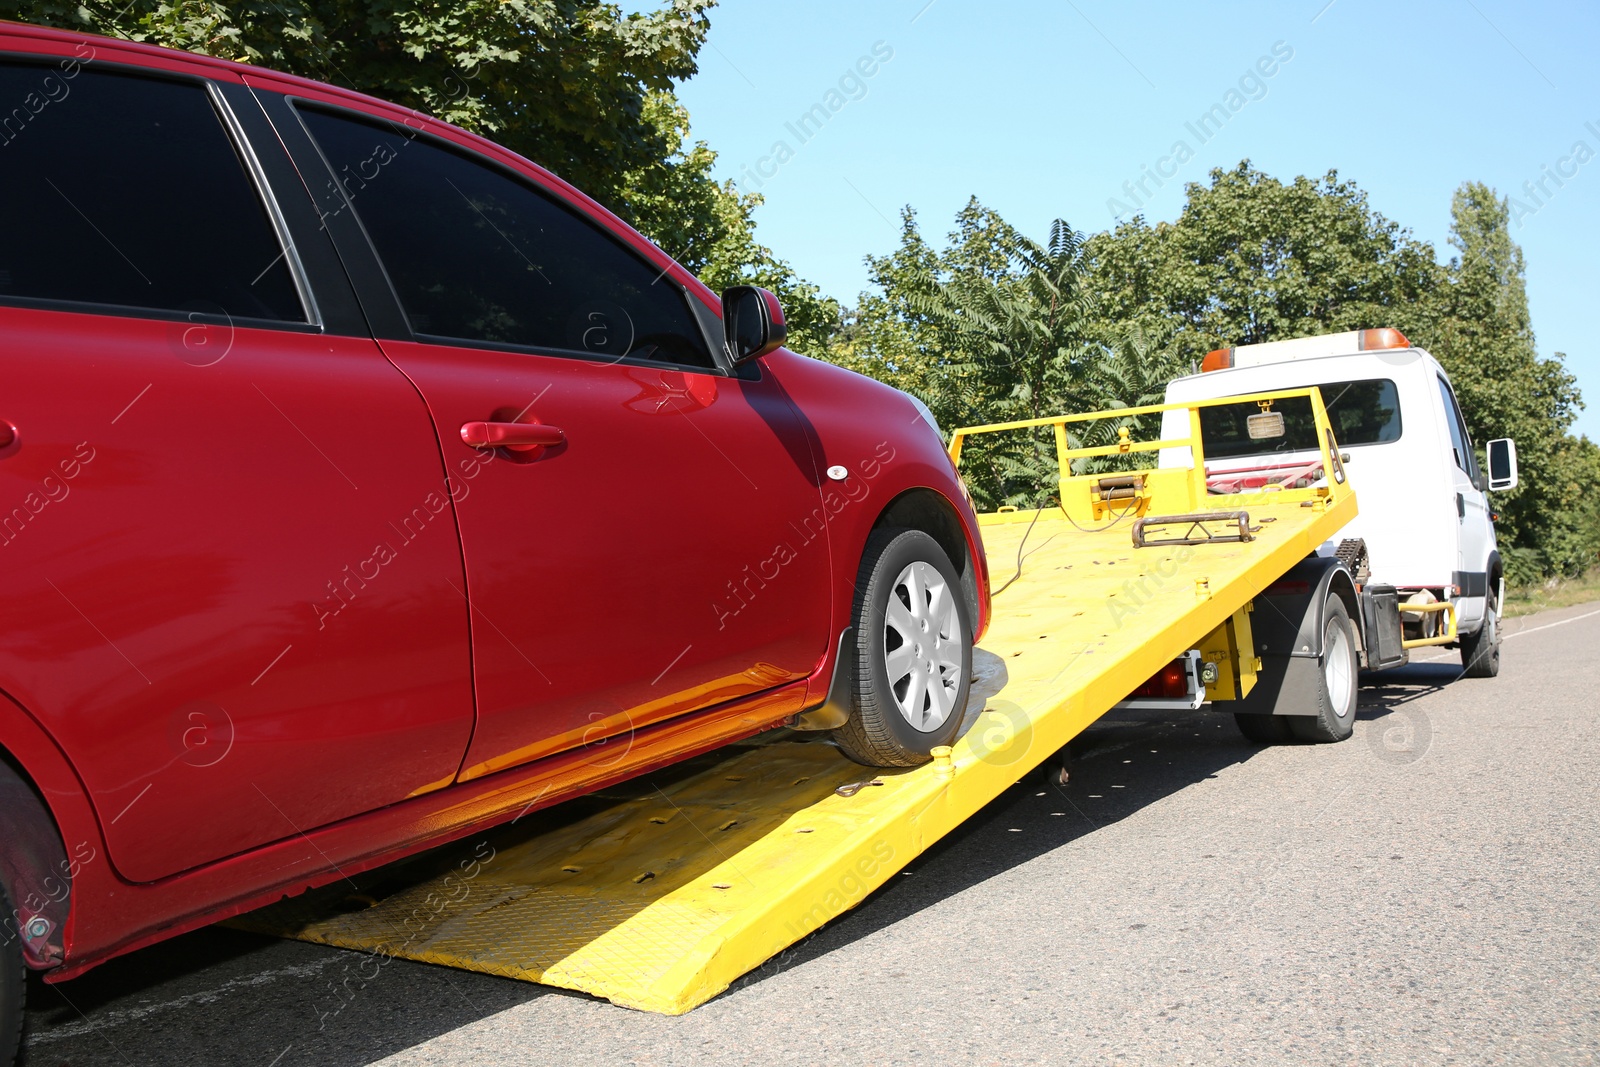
[
  {"x1": 288, "y1": 103, "x2": 833, "y2": 779},
  {"x1": 1437, "y1": 377, "x2": 1490, "y2": 623},
  {"x1": 0, "y1": 60, "x2": 475, "y2": 881}
]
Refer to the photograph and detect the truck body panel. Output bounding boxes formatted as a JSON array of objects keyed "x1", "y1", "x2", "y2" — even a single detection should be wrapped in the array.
[{"x1": 1161, "y1": 340, "x2": 1501, "y2": 636}]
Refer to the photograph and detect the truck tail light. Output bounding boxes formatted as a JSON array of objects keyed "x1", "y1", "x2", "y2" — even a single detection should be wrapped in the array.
[
  {"x1": 1357, "y1": 328, "x2": 1409, "y2": 350},
  {"x1": 1129, "y1": 659, "x2": 1189, "y2": 700},
  {"x1": 1201, "y1": 348, "x2": 1234, "y2": 372}
]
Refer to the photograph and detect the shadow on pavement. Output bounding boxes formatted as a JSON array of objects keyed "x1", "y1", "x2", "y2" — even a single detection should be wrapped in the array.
[
  {"x1": 21, "y1": 900, "x2": 554, "y2": 1067},
  {"x1": 732, "y1": 659, "x2": 1478, "y2": 997},
  {"x1": 726, "y1": 702, "x2": 1272, "y2": 995},
  {"x1": 1356, "y1": 661, "x2": 1464, "y2": 714}
]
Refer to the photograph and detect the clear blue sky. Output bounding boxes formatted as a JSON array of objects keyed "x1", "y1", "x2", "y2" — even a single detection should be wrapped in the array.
[{"x1": 672, "y1": 0, "x2": 1600, "y2": 441}]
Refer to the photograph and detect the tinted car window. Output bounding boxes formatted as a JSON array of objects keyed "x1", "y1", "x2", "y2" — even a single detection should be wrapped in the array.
[
  {"x1": 1200, "y1": 378, "x2": 1402, "y2": 460},
  {"x1": 298, "y1": 106, "x2": 716, "y2": 369},
  {"x1": 0, "y1": 61, "x2": 304, "y2": 321}
]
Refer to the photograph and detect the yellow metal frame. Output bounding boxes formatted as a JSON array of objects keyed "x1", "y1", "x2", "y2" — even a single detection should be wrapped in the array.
[
  {"x1": 947, "y1": 387, "x2": 1350, "y2": 521},
  {"x1": 1195, "y1": 605, "x2": 1262, "y2": 701},
  {"x1": 1399, "y1": 600, "x2": 1459, "y2": 649},
  {"x1": 239, "y1": 390, "x2": 1359, "y2": 1017}
]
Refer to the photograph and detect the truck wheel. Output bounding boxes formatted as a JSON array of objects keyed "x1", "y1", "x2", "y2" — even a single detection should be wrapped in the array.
[
  {"x1": 1460, "y1": 587, "x2": 1501, "y2": 678},
  {"x1": 833, "y1": 528, "x2": 972, "y2": 768},
  {"x1": 1287, "y1": 595, "x2": 1359, "y2": 743},
  {"x1": 0, "y1": 879, "x2": 23, "y2": 1067},
  {"x1": 1233, "y1": 713, "x2": 1293, "y2": 744}
]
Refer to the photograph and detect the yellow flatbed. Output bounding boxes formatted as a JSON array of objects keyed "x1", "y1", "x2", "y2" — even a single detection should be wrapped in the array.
[{"x1": 237, "y1": 391, "x2": 1355, "y2": 1015}]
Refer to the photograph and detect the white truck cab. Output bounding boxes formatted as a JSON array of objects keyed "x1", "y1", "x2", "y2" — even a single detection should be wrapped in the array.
[{"x1": 1160, "y1": 328, "x2": 1518, "y2": 677}]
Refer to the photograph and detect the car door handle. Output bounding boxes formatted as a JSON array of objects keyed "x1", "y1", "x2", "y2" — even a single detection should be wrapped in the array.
[{"x1": 460, "y1": 421, "x2": 565, "y2": 453}]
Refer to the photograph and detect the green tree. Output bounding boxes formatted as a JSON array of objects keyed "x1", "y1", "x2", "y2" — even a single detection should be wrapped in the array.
[
  {"x1": 837, "y1": 200, "x2": 1093, "y2": 431},
  {"x1": 837, "y1": 200, "x2": 1187, "y2": 507},
  {"x1": 831, "y1": 207, "x2": 944, "y2": 391},
  {"x1": 1427, "y1": 182, "x2": 1587, "y2": 580},
  {"x1": 1076, "y1": 164, "x2": 1592, "y2": 580},
  {"x1": 620, "y1": 94, "x2": 839, "y2": 353},
  {"x1": 1083, "y1": 161, "x2": 1444, "y2": 365},
  {"x1": 840, "y1": 168, "x2": 1593, "y2": 578},
  {"x1": 1537, "y1": 434, "x2": 1600, "y2": 582},
  {"x1": 1083, "y1": 325, "x2": 1189, "y2": 416}
]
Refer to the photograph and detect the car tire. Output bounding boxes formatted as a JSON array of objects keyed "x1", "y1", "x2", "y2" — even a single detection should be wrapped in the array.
[
  {"x1": 1460, "y1": 586, "x2": 1501, "y2": 678},
  {"x1": 833, "y1": 528, "x2": 973, "y2": 768},
  {"x1": 1233, "y1": 712, "x2": 1293, "y2": 744},
  {"x1": 0, "y1": 878, "x2": 24, "y2": 1067},
  {"x1": 1286, "y1": 595, "x2": 1359, "y2": 743}
]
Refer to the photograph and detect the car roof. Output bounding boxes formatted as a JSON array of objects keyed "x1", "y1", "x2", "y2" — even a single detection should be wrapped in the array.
[{"x1": 3, "y1": 20, "x2": 348, "y2": 95}]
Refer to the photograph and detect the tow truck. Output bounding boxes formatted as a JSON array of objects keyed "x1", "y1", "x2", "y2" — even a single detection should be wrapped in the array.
[
  {"x1": 1164, "y1": 327, "x2": 1519, "y2": 708},
  {"x1": 239, "y1": 383, "x2": 1425, "y2": 1014}
]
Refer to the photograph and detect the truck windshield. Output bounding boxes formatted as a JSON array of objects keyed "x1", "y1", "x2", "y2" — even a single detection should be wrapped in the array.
[{"x1": 1199, "y1": 378, "x2": 1402, "y2": 460}]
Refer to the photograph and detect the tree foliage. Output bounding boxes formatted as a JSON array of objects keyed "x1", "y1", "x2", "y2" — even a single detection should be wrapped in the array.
[
  {"x1": 1084, "y1": 162, "x2": 1444, "y2": 362},
  {"x1": 835, "y1": 200, "x2": 1186, "y2": 508},
  {"x1": 1427, "y1": 183, "x2": 1593, "y2": 581},
  {"x1": 619, "y1": 93, "x2": 839, "y2": 353},
  {"x1": 841, "y1": 164, "x2": 1595, "y2": 575}
]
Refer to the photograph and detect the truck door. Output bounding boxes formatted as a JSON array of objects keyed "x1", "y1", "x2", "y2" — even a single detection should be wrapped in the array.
[{"x1": 1436, "y1": 378, "x2": 1490, "y2": 628}]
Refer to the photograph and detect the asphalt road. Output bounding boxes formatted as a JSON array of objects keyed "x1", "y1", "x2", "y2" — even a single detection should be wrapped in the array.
[{"x1": 20, "y1": 601, "x2": 1600, "y2": 1067}]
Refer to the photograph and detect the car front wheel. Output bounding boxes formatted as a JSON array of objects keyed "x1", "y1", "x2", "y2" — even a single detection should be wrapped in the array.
[{"x1": 833, "y1": 528, "x2": 973, "y2": 768}]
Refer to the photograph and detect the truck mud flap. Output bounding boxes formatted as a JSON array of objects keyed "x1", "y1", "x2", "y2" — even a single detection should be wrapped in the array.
[{"x1": 1360, "y1": 584, "x2": 1408, "y2": 670}]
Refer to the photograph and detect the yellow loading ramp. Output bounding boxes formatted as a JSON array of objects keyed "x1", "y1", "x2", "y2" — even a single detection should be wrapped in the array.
[{"x1": 238, "y1": 391, "x2": 1355, "y2": 1015}]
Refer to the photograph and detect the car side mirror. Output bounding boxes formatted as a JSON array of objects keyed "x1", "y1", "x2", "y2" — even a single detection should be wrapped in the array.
[
  {"x1": 722, "y1": 285, "x2": 787, "y2": 364},
  {"x1": 1486, "y1": 438, "x2": 1518, "y2": 492}
]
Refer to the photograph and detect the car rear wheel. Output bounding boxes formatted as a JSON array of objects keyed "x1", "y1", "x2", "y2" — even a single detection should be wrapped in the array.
[
  {"x1": 0, "y1": 879, "x2": 23, "y2": 1067},
  {"x1": 833, "y1": 528, "x2": 972, "y2": 768},
  {"x1": 1287, "y1": 595, "x2": 1359, "y2": 743}
]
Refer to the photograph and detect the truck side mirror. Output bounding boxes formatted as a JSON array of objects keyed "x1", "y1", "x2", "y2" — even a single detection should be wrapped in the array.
[
  {"x1": 722, "y1": 285, "x2": 787, "y2": 364},
  {"x1": 1486, "y1": 438, "x2": 1518, "y2": 492}
]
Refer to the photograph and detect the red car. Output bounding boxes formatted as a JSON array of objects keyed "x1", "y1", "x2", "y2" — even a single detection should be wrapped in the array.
[{"x1": 0, "y1": 21, "x2": 989, "y2": 1059}]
